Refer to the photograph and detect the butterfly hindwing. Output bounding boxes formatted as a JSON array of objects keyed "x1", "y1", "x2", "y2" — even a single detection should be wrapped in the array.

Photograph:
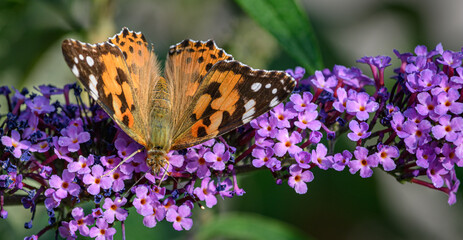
[
  {"x1": 61, "y1": 38, "x2": 148, "y2": 146},
  {"x1": 171, "y1": 59, "x2": 296, "y2": 150}
]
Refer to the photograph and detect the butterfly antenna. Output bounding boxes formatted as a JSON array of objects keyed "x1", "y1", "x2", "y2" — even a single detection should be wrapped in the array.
[
  {"x1": 102, "y1": 148, "x2": 142, "y2": 178},
  {"x1": 158, "y1": 163, "x2": 204, "y2": 209},
  {"x1": 120, "y1": 171, "x2": 148, "y2": 200},
  {"x1": 158, "y1": 161, "x2": 173, "y2": 188}
]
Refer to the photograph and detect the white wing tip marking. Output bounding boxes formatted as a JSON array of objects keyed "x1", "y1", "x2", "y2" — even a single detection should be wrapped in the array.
[
  {"x1": 269, "y1": 96, "x2": 279, "y2": 107},
  {"x1": 71, "y1": 65, "x2": 79, "y2": 77}
]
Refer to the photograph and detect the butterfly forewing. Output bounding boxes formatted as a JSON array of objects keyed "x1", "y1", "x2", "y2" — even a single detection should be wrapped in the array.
[
  {"x1": 165, "y1": 39, "x2": 233, "y2": 131},
  {"x1": 107, "y1": 28, "x2": 163, "y2": 125},
  {"x1": 170, "y1": 60, "x2": 296, "y2": 150},
  {"x1": 61, "y1": 38, "x2": 148, "y2": 146}
]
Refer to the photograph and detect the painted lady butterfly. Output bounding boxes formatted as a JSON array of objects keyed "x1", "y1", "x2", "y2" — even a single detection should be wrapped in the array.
[{"x1": 62, "y1": 27, "x2": 295, "y2": 173}]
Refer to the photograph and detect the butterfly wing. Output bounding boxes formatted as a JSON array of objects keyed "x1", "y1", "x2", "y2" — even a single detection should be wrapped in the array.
[
  {"x1": 61, "y1": 28, "x2": 160, "y2": 147},
  {"x1": 164, "y1": 39, "x2": 234, "y2": 131},
  {"x1": 170, "y1": 56, "x2": 296, "y2": 150}
]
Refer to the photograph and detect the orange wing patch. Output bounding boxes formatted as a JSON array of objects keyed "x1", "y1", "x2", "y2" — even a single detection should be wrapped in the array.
[
  {"x1": 61, "y1": 38, "x2": 146, "y2": 146},
  {"x1": 171, "y1": 60, "x2": 295, "y2": 150}
]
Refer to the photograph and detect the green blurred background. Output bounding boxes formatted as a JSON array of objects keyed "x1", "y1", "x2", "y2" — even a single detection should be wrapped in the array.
[{"x1": 1, "y1": 0, "x2": 463, "y2": 239}]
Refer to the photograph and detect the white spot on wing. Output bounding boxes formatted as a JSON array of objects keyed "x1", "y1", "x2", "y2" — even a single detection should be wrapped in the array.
[
  {"x1": 86, "y1": 56, "x2": 94, "y2": 67},
  {"x1": 79, "y1": 54, "x2": 84, "y2": 60},
  {"x1": 269, "y1": 96, "x2": 279, "y2": 107},
  {"x1": 74, "y1": 57, "x2": 78, "y2": 64},
  {"x1": 251, "y1": 82, "x2": 262, "y2": 92},
  {"x1": 242, "y1": 108, "x2": 255, "y2": 121},
  {"x1": 244, "y1": 99, "x2": 256, "y2": 111},
  {"x1": 265, "y1": 83, "x2": 271, "y2": 88},
  {"x1": 272, "y1": 88, "x2": 277, "y2": 94},
  {"x1": 72, "y1": 65, "x2": 79, "y2": 77},
  {"x1": 89, "y1": 74, "x2": 98, "y2": 100}
]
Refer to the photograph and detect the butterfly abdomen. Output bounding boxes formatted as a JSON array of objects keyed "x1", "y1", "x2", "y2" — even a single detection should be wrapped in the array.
[{"x1": 149, "y1": 77, "x2": 173, "y2": 151}]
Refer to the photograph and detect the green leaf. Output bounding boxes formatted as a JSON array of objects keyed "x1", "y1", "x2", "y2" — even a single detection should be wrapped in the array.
[
  {"x1": 235, "y1": 0, "x2": 323, "y2": 74},
  {"x1": 196, "y1": 212, "x2": 313, "y2": 240}
]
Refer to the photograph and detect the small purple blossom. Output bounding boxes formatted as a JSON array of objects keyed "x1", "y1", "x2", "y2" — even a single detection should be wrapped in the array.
[
  {"x1": 347, "y1": 120, "x2": 371, "y2": 141},
  {"x1": 204, "y1": 143, "x2": 230, "y2": 171},
  {"x1": 193, "y1": 177, "x2": 217, "y2": 208},
  {"x1": 346, "y1": 92, "x2": 379, "y2": 121},
  {"x1": 1, "y1": 130, "x2": 31, "y2": 158},
  {"x1": 274, "y1": 129, "x2": 302, "y2": 157},
  {"x1": 166, "y1": 205, "x2": 193, "y2": 231},
  {"x1": 348, "y1": 147, "x2": 379, "y2": 178},
  {"x1": 252, "y1": 147, "x2": 278, "y2": 169},
  {"x1": 102, "y1": 197, "x2": 128, "y2": 223},
  {"x1": 89, "y1": 218, "x2": 116, "y2": 240},
  {"x1": 288, "y1": 165, "x2": 314, "y2": 194},
  {"x1": 58, "y1": 126, "x2": 90, "y2": 152},
  {"x1": 82, "y1": 165, "x2": 112, "y2": 195}
]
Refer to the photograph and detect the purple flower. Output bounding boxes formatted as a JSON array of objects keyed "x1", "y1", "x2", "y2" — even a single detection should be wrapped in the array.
[
  {"x1": 204, "y1": 143, "x2": 230, "y2": 171},
  {"x1": 270, "y1": 103, "x2": 296, "y2": 128},
  {"x1": 58, "y1": 221, "x2": 76, "y2": 240},
  {"x1": 25, "y1": 96, "x2": 55, "y2": 114},
  {"x1": 102, "y1": 197, "x2": 128, "y2": 223},
  {"x1": 347, "y1": 120, "x2": 371, "y2": 141},
  {"x1": 376, "y1": 145, "x2": 399, "y2": 171},
  {"x1": 166, "y1": 205, "x2": 193, "y2": 231},
  {"x1": 68, "y1": 155, "x2": 94, "y2": 174},
  {"x1": 348, "y1": 146, "x2": 379, "y2": 178},
  {"x1": 310, "y1": 144, "x2": 332, "y2": 170},
  {"x1": 426, "y1": 162, "x2": 448, "y2": 188},
  {"x1": 294, "y1": 151, "x2": 311, "y2": 169},
  {"x1": 290, "y1": 92, "x2": 317, "y2": 112},
  {"x1": 274, "y1": 129, "x2": 302, "y2": 157},
  {"x1": 311, "y1": 71, "x2": 337, "y2": 93},
  {"x1": 108, "y1": 169, "x2": 128, "y2": 192},
  {"x1": 89, "y1": 218, "x2": 116, "y2": 240},
  {"x1": 390, "y1": 112, "x2": 408, "y2": 138},
  {"x1": 58, "y1": 126, "x2": 90, "y2": 152},
  {"x1": 1, "y1": 130, "x2": 31, "y2": 158},
  {"x1": 294, "y1": 111, "x2": 321, "y2": 131},
  {"x1": 166, "y1": 150, "x2": 184, "y2": 168},
  {"x1": 333, "y1": 88, "x2": 348, "y2": 112},
  {"x1": 416, "y1": 145, "x2": 436, "y2": 168},
  {"x1": 251, "y1": 114, "x2": 278, "y2": 138},
  {"x1": 346, "y1": 92, "x2": 379, "y2": 121},
  {"x1": 440, "y1": 143, "x2": 460, "y2": 170},
  {"x1": 193, "y1": 177, "x2": 217, "y2": 208},
  {"x1": 431, "y1": 115, "x2": 463, "y2": 142},
  {"x1": 143, "y1": 201, "x2": 165, "y2": 228},
  {"x1": 435, "y1": 89, "x2": 463, "y2": 115},
  {"x1": 69, "y1": 207, "x2": 94, "y2": 237},
  {"x1": 332, "y1": 150, "x2": 352, "y2": 171},
  {"x1": 49, "y1": 170, "x2": 80, "y2": 199},
  {"x1": 286, "y1": 66, "x2": 305, "y2": 80},
  {"x1": 415, "y1": 92, "x2": 438, "y2": 119},
  {"x1": 133, "y1": 186, "x2": 153, "y2": 216},
  {"x1": 403, "y1": 119, "x2": 432, "y2": 151},
  {"x1": 82, "y1": 165, "x2": 112, "y2": 195},
  {"x1": 185, "y1": 146, "x2": 211, "y2": 178},
  {"x1": 252, "y1": 147, "x2": 278, "y2": 169},
  {"x1": 437, "y1": 50, "x2": 462, "y2": 68},
  {"x1": 288, "y1": 165, "x2": 314, "y2": 194},
  {"x1": 114, "y1": 137, "x2": 142, "y2": 161}
]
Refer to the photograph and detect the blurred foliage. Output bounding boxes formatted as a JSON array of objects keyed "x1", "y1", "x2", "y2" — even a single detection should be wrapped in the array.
[{"x1": 235, "y1": 0, "x2": 323, "y2": 74}]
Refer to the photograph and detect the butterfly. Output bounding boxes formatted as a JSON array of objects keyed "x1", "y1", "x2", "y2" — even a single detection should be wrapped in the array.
[{"x1": 62, "y1": 27, "x2": 295, "y2": 173}]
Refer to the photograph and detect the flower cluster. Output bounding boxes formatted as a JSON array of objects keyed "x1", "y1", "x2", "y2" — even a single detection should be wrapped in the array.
[{"x1": 1, "y1": 43, "x2": 462, "y2": 239}]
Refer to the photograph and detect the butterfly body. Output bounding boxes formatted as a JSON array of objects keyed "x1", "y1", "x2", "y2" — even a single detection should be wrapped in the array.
[{"x1": 62, "y1": 28, "x2": 296, "y2": 173}]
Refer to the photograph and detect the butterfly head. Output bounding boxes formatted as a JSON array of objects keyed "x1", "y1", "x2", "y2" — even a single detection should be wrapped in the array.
[{"x1": 147, "y1": 148, "x2": 168, "y2": 173}]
